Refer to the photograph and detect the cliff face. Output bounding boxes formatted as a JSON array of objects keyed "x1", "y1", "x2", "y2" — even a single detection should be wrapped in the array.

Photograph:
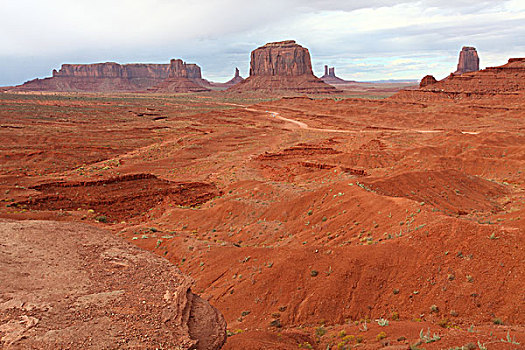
[
  {"x1": 320, "y1": 66, "x2": 349, "y2": 85},
  {"x1": 14, "y1": 62, "x2": 171, "y2": 92},
  {"x1": 455, "y1": 47, "x2": 480, "y2": 75},
  {"x1": 222, "y1": 68, "x2": 245, "y2": 87},
  {"x1": 393, "y1": 58, "x2": 525, "y2": 102},
  {"x1": 168, "y1": 59, "x2": 203, "y2": 79},
  {"x1": 148, "y1": 59, "x2": 210, "y2": 93},
  {"x1": 249, "y1": 40, "x2": 313, "y2": 76},
  {"x1": 231, "y1": 40, "x2": 340, "y2": 94},
  {"x1": 13, "y1": 59, "x2": 212, "y2": 93},
  {"x1": 53, "y1": 63, "x2": 170, "y2": 79}
]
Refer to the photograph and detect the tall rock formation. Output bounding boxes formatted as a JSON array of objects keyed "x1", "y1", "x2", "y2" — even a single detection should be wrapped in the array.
[
  {"x1": 248, "y1": 40, "x2": 313, "y2": 76},
  {"x1": 149, "y1": 59, "x2": 210, "y2": 93},
  {"x1": 454, "y1": 47, "x2": 480, "y2": 74},
  {"x1": 14, "y1": 62, "x2": 171, "y2": 92},
  {"x1": 230, "y1": 40, "x2": 340, "y2": 94},
  {"x1": 320, "y1": 66, "x2": 350, "y2": 85},
  {"x1": 222, "y1": 68, "x2": 245, "y2": 87},
  {"x1": 13, "y1": 59, "x2": 213, "y2": 93},
  {"x1": 393, "y1": 57, "x2": 525, "y2": 102}
]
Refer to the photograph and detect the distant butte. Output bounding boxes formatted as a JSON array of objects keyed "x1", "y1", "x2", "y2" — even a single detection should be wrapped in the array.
[
  {"x1": 229, "y1": 40, "x2": 341, "y2": 94},
  {"x1": 396, "y1": 57, "x2": 525, "y2": 102},
  {"x1": 149, "y1": 59, "x2": 210, "y2": 93},
  {"x1": 208, "y1": 68, "x2": 245, "y2": 89},
  {"x1": 12, "y1": 62, "x2": 171, "y2": 92},
  {"x1": 454, "y1": 46, "x2": 480, "y2": 75},
  {"x1": 223, "y1": 68, "x2": 245, "y2": 87},
  {"x1": 320, "y1": 65, "x2": 353, "y2": 84}
]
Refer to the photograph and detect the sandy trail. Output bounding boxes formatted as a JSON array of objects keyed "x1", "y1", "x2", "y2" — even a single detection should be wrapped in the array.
[
  {"x1": 262, "y1": 109, "x2": 481, "y2": 135},
  {"x1": 203, "y1": 101, "x2": 481, "y2": 135}
]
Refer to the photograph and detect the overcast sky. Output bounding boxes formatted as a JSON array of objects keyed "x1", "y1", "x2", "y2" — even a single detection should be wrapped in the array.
[{"x1": 1, "y1": 0, "x2": 524, "y2": 85}]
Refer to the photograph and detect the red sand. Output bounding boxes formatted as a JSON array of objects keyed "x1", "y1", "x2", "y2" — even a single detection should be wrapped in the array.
[{"x1": 1, "y1": 60, "x2": 524, "y2": 349}]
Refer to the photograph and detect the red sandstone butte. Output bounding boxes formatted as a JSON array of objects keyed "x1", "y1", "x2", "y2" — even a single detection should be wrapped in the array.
[
  {"x1": 13, "y1": 62, "x2": 171, "y2": 92},
  {"x1": 223, "y1": 68, "x2": 245, "y2": 87},
  {"x1": 454, "y1": 46, "x2": 480, "y2": 74},
  {"x1": 320, "y1": 65, "x2": 351, "y2": 85},
  {"x1": 207, "y1": 68, "x2": 245, "y2": 89},
  {"x1": 230, "y1": 40, "x2": 341, "y2": 94},
  {"x1": 393, "y1": 57, "x2": 525, "y2": 102},
  {"x1": 149, "y1": 59, "x2": 211, "y2": 93}
]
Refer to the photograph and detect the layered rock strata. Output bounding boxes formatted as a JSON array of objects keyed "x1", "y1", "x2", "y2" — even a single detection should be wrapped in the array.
[
  {"x1": 230, "y1": 40, "x2": 340, "y2": 94},
  {"x1": 13, "y1": 59, "x2": 213, "y2": 93},
  {"x1": 454, "y1": 46, "x2": 480, "y2": 75},
  {"x1": 149, "y1": 59, "x2": 211, "y2": 92},
  {"x1": 223, "y1": 68, "x2": 245, "y2": 87},
  {"x1": 320, "y1": 65, "x2": 350, "y2": 84},
  {"x1": 14, "y1": 63, "x2": 171, "y2": 92},
  {"x1": 393, "y1": 58, "x2": 525, "y2": 102}
]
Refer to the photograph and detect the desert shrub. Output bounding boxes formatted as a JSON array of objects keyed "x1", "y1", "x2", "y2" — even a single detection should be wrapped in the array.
[{"x1": 95, "y1": 215, "x2": 107, "y2": 223}]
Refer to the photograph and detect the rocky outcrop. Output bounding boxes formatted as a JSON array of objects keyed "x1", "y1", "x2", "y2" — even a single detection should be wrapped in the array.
[
  {"x1": 149, "y1": 59, "x2": 211, "y2": 93},
  {"x1": 167, "y1": 59, "x2": 204, "y2": 80},
  {"x1": 52, "y1": 63, "x2": 170, "y2": 79},
  {"x1": 223, "y1": 68, "x2": 244, "y2": 87},
  {"x1": 207, "y1": 68, "x2": 245, "y2": 90},
  {"x1": 14, "y1": 62, "x2": 171, "y2": 92},
  {"x1": 393, "y1": 58, "x2": 525, "y2": 102},
  {"x1": 249, "y1": 40, "x2": 313, "y2": 76},
  {"x1": 0, "y1": 219, "x2": 227, "y2": 349},
  {"x1": 230, "y1": 40, "x2": 340, "y2": 94},
  {"x1": 320, "y1": 65, "x2": 350, "y2": 85},
  {"x1": 419, "y1": 75, "x2": 437, "y2": 88},
  {"x1": 454, "y1": 47, "x2": 480, "y2": 75},
  {"x1": 13, "y1": 59, "x2": 213, "y2": 93}
]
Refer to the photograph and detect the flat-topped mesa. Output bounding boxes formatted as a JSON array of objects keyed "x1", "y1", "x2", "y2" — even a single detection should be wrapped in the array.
[
  {"x1": 13, "y1": 62, "x2": 171, "y2": 92},
  {"x1": 149, "y1": 59, "x2": 210, "y2": 93},
  {"x1": 231, "y1": 40, "x2": 340, "y2": 94},
  {"x1": 249, "y1": 40, "x2": 313, "y2": 76},
  {"x1": 52, "y1": 62, "x2": 170, "y2": 79},
  {"x1": 454, "y1": 46, "x2": 480, "y2": 75},
  {"x1": 12, "y1": 59, "x2": 213, "y2": 93},
  {"x1": 168, "y1": 59, "x2": 203, "y2": 79}
]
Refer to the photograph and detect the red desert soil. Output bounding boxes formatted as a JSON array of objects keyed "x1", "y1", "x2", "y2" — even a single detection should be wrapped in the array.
[
  {"x1": 1, "y1": 58, "x2": 524, "y2": 349},
  {"x1": 0, "y1": 219, "x2": 226, "y2": 349}
]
